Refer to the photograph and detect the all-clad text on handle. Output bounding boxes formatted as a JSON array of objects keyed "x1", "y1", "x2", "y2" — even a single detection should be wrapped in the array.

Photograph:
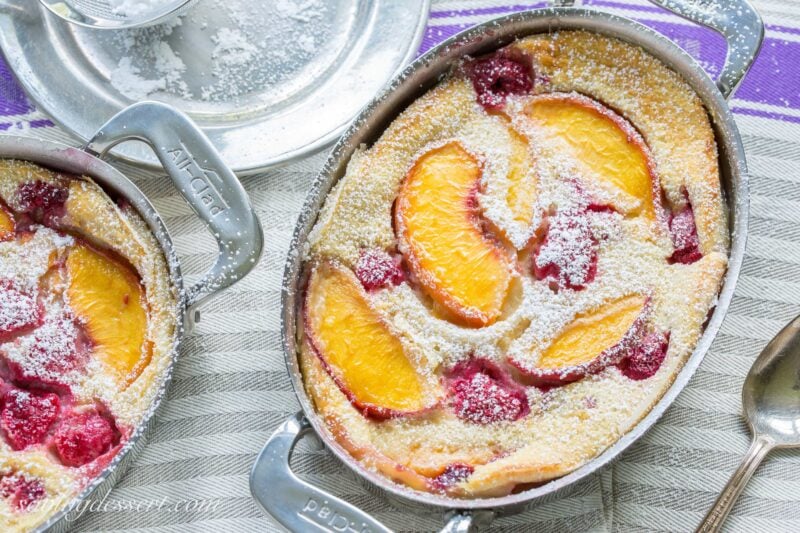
[
  {"x1": 85, "y1": 101, "x2": 264, "y2": 319},
  {"x1": 250, "y1": 413, "x2": 393, "y2": 533}
]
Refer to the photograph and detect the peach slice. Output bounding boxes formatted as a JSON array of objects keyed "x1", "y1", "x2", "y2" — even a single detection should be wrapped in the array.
[
  {"x1": 523, "y1": 93, "x2": 661, "y2": 220},
  {"x1": 511, "y1": 294, "x2": 648, "y2": 384},
  {"x1": 66, "y1": 244, "x2": 149, "y2": 384},
  {"x1": 505, "y1": 127, "x2": 538, "y2": 228},
  {"x1": 395, "y1": 142, "x2": 514, "y2": 327},
  {"x1": 0, "y1": 203, "x2": 13, "y2": 240},
  {"x1": 304, "y1": 261, "x2": 434, "y2": 419}
]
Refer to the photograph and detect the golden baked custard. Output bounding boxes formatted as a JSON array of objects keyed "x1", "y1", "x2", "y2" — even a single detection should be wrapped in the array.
[
  {"x1": 299, "y1": 30, "x2": 729, "y2": 499},
  {"x1": 0, "y1": 160, "x2": 177, "y2": 530}
]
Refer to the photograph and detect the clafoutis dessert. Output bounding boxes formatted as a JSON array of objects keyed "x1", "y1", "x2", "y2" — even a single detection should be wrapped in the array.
[
  {"x1": 0, "y1": 161, "x2": 177, "y2": 530},
  {"x1": 299, "y1": 30, "x2": 728, "y2": 498}
]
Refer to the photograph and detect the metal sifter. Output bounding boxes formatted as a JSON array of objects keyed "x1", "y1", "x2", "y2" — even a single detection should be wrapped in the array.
[{"x1": 38, "y1": 0, "x2": 195, "y2": 29}]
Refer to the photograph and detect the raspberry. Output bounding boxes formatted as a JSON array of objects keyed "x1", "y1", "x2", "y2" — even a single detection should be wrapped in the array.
[
  {"x1": 53, "y1": 411, "x2": 117, "y2": 467},
  {"x1": 668, "y1": 199, "x2": 702, "y2": 265},
  {"x1": 0, "y1": 279, "x2": 42, "y2": 342},
  {"x1": 1, "y1": 389, "x2": 60, "y2": 450},
  {"x1": 533, "y1": 209, "x2": 598, "y2": 291},
  {"x1": 447, "y1": 359, "x2": 529, "y2": 424},
  {"x1": 8, "y1": 313, "x2": 89, "y2": 392},
  {"x1": 618, "y1": 331, "x2": 670, "y2": 380},
  {"x1": 431, "y1": 463, "x2": 474, "y2": 491},
  {"x1": 0, "y1": 472, "x2": 46, "y2": 511},
  {"x1": 467, "y1": 52, "x2": 533, "y2": 110},
  {"x1": 354, "y1": 249, "x2": 404, "y2": 291},
  {"x1": 16, "y1": 180, "x2": 68, "y2": 225}
]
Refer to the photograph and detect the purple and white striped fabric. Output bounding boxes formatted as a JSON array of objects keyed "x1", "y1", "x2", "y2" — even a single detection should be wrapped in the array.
[{"x1": 2, "y1": 1, "x2": 799, "y2": 532}]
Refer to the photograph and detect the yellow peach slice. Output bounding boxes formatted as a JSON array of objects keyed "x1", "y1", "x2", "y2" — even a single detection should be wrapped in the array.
[
  {"x1": 523, "y1": 93, "x2": 660, "y2": 219},
  {"x1": 505, "y1": 127, "x2": 538, "y2": 227},
  {"x1": 512, "y1": 294, "x2": 648, "y2": 384},
  {"x1": 304, "y1": 261, "x2": 433, "y2": 418},
  {"x1": 395, "y1": 142, "x2": 514, "y2": 327},
  {"x1": 66, "y1": 244, "x2": 149, "y2": 384},
  {"x1": 0, "y1": 204, "x2": 13, "y2": 240}
]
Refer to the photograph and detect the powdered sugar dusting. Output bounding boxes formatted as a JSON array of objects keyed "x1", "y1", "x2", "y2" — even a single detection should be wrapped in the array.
[
  {"x1": 299, "y1": 30, "x2": 730, "y2": 498},
  {"x1": 534, "y1": 207, "x2": 598, "y2": 291},
  {"x1": 0, "y1": 281, "x2": 41, "y2": 341},
  {"x1": 108, "y1": 0, "x2": 327, "y2": 103},
  {"x1": 109, "y1": 0, "x2": 166, "y2": 18},
  {"x1": 6, "y1": 308, "x2": 88, "y2": 390}
]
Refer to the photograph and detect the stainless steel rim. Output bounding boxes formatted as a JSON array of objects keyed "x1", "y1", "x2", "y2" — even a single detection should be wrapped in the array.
[{"x1": 277, "y1": 5, "x2": 752, "y2": 516}]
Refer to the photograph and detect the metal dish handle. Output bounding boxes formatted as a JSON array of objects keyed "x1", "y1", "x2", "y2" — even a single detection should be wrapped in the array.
[
  {"x1": 84, "y1": 101, "x2": 264, "y2": 317},
  {"x1": 250, "y1": 412, "x2": 394, "y2": 533},
  {"x1": 251, "y1": 413, "x2": 494, "y2": 533},
  {"x1": 648, "y1": 0, "x2": 764, "y2": 98}
]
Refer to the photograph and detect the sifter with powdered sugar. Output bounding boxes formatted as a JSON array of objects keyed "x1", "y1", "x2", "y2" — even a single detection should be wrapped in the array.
[{"x1": 38, "y1": 0, "x2": 195, "y2": 29}]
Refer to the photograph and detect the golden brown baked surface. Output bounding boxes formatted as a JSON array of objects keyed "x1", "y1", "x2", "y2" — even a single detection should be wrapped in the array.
[
  {"x1": 0, "y1": 160, "x2": 177, "y2": 530},
  {"x1": 300, "y1": 30, "x2": 728, "y2": 498}
]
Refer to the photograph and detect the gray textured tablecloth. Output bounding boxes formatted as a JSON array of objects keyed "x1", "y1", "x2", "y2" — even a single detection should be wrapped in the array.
[{"x1": 3, "y1": 0, "x2": 800, "y2": 531}]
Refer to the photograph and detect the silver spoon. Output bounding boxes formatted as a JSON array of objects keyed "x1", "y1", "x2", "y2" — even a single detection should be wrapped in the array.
[{"x1": 697, "y1": 315, "x2": 800, "y2": 532}]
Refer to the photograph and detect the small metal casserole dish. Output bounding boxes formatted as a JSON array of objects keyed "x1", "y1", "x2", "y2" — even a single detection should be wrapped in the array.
[
  {"x1": 0, "y1": 102, "x2": 263, "y2": 532},
  {"x1": 251, "y1": 0, "x2": 762, "y2": 531}
]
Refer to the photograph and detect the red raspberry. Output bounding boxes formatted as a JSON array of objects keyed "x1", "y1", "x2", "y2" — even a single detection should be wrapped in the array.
[
  {"x1": 467, "y1": 52, "x2": 533, "y2": 110},
  {"x1": 8, "y1": 313, "x2": 89, "y2": 393},
  {"x1": 0, "y1": 279, "x2": 42, "y2": 342},
  {"x1": 0, "y1": 472, "x2": 46, "y2": 511},
  {"x1": 448, "y1": 359, "x2": 529, "y2": 425},
  {"x1": 1, "y1": 389, "x2": 61, "y2": 450},
  {"x1": 533, "y1": 208, "x2": 598, "y2": 291},
  {"x1": 668, "y1": 203, "x2": 702, "y2": 264},
  {"x1": 431, "y1": 463, "x2": 474, "y2": 492},
  {"x1": 618, "y1": 331, "x2": 670, "y2": 380},
  {"x1": 16, "y1": 180, "x2": 68, "y2": 225},
  {"x1": 354, "y1": 249, "x2": 404, "y2": 291},
  {"x1": 53, "y1": 411, "x2": 117, "y2": 467}
]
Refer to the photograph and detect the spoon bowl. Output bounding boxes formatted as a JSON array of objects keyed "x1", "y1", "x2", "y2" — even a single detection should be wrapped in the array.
[
  {"x1": 744, "y1": 316, "x2": 800, "y2": 447},
  {"x1": 697, "y1": 314, "x2": 800, "y2": 532}
]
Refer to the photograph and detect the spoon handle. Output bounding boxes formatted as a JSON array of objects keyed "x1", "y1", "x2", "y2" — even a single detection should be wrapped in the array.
[{"x1": 696, "y1": 435, "x2": 774, "y2": 533}]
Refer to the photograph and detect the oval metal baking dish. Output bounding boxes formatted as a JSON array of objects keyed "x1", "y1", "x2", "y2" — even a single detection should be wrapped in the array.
[
  {"x1": 0, "y1": 101, "x2": 264, "y2": 532},
  {"x1": 251, "y1": 0, "x2": 762, "y2": 531}
]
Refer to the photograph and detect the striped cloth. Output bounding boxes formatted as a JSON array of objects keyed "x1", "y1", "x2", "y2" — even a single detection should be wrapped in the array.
[{"x1": 1, "y1": 0, "x2": 799, "y2": 531}]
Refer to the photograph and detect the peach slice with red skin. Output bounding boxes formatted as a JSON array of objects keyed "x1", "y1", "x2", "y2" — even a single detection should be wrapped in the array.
[
  {"x1": 511, "y1": 294, "x2": 649, "y2": 385},
  {"x1": 395, "y1": 142, "x2": 514, "y2": 327},
  {"x1": 66, "y1": 243, "x2": 150, "y2": 385},
  {"x1": 304, "y1": 260, "x2": 436, "y2": 419},
  {"x1": 523, "y1": 93, "x2": 664, "y2": 222}
]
